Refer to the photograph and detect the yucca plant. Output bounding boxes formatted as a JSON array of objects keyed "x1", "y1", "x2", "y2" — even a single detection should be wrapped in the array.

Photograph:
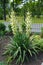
[
  {"x1": 4, "y1": 11, "x2": 40, "y2": 65},
  {"x1": 4, "y1": 31, "x2": 40, "y2": 65}
]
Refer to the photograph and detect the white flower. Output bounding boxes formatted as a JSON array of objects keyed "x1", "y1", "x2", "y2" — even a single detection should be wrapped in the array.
[
  {"x1": 10, "y1": 10, "x2": 32, "y2": 36},
  {"x1": 26, "y1": 12, "x2": 32, "y2": 36}
]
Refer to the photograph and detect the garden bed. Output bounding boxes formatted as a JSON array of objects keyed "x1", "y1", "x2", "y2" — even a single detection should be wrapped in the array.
[
  {"x1": 0, "y1": 36, "x2": 10, "y2": 62},
  {"x1": 0, "y1": 36, "x2": 43, "y2": 65}
]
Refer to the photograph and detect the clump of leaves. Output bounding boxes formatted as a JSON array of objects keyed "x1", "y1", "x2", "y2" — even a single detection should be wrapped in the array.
[
  {"x1": 30, "y1": 35, "x2": 43, "y2": 51},
  {"x1": 3, "y1": 11, "x2": 41, "y2": 65},
  {"x1": 4, "y1": 31, "x2": 40, "y2": 64}
]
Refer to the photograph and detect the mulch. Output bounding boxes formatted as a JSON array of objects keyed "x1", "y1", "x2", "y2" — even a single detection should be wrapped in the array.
[{"x1": 0, "y1": 36, "x2": 43, "y2": 65}]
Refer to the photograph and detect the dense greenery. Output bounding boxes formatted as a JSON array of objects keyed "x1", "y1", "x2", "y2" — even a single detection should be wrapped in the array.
[
  {"x1": 0, "y1": 0, "x2": 10, "y2": 20},
  {"x1": 30, "y1": 35, "x2": 43, "y2": 50},
  {"x1": 28, "y1": 0, "x2": 43, "y2": 17},
  {"x1": 0, "y1": 0, "x2": 43, "y2": 20},
  {"x1": 0, "y1": 0, "x2": 43, "y2": 65},
  {"x1": 3, "y1": 11, "x2": 43, "y2": 65},
  {"x1": 4, "y1": 31, "x2": 42, "y2": 64}
]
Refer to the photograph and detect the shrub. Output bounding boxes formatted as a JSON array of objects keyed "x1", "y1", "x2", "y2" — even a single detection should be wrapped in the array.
[
  {"x1": 4, "y1": 32, "x2": 40, "y2": 64},
  {"x1": 30, "y1": 35, "x2": 43, "y2": 51},
  {"x1": 30, "y1": 35, "x2": 41, "y2": 41},
  {"x1": 0, "y1": 23, "x2": 6, "y2": 36},
  {"x1": 38, "y1": 39, "x2": 43, "y2": 50},
  {"x1": 4, "y1": 11, "x2": 41, "y2": 65}
]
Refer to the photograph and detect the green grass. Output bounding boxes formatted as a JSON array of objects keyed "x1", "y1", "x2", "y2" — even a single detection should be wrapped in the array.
[
  {"x1": 16, "y1": 16, "x2": 43, "y2": 23},
  {"x1": 0, "y1": 17, "x2": 43, "y2": 23},
  {"x1": 0, "y1": 19, "x2": 10, "y2": 22},
  {"x1": 32, "y1": 17, "x2": 43, "y2": 23},
  {"x1": 0, "y1": 20, "x2": 5, "y2": 23}
]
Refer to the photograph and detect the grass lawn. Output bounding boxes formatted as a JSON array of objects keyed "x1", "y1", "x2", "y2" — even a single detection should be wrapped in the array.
[
  {"x1": 17, "y1": 16, "x2": 43, "y2": 23},
  {"x1": 32, "y1": 17, "x2": 43, "y2": 23},
  {"x1": 0, "y1": 20, "x2": 5, "y2": 23},
  {"x1": 0, "y1": 20, "x2": 9, "y2": 23},
  {"x1": 0, "y1": 17, "x2": 43, "y2": 23}
]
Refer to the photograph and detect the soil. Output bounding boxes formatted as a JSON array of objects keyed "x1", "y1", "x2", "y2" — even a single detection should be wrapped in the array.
[
  {"x1": 0, "y1": 36, "x2": 10, "y2": 62},
  {"x1": 0, "y1": 36, "x2": 43, "y2": 65}
]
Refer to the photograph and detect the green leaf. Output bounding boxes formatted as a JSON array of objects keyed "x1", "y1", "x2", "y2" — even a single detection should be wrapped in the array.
[
  {"x1": 6, "y1": 56, "x2": 12, "y2": 64},
  {"x1": 33, "y1": 48, "x2": 38, "y2": 54},
  {"x1": 16, "y1": 55, "x2": 21, "y2": 64},
  {"x1": 32, "y1": 51, "x2": 37, "y2": 57},
  {"x1": 13, "y1": 47, "x2": 20, "y2": 59},
  {"x1": 23, "y1": 44, "x2": 27, "y2": 50},
  {"x1": 3, "y1": 50, "x2": 9, "y2": 55},
  {"x1": 28, "y1": 49, "x2": 32, "y2": 56},
  {"x1": 22, "y1": 50, "x2": 26, "y2": 63}
]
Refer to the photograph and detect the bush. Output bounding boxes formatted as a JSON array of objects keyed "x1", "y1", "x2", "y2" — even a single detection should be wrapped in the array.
[
  {"x1": 30, "y1": 35, "x2": 41, "y2": 41},
  {"x1": 3, "y1": 11, "x2": 43, "y2": 65},
  {"x1": 38, "y1": 39, "x2": 43, "y2": 50},
  {"x1": 4, "y1": 32, "x2": 41, "y2": 64},
  {"x1": 0, "y1": 23, "x2": 6, "y2": 36},
  {"x1": 30, "y1": 35, "x2": 43, "y2": 50}
]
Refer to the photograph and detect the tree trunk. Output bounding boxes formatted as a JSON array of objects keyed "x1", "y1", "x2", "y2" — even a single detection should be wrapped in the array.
[
  {"x1": 13, "y1": 0, "x2": 14, "y2": 10},
  {"x1": 3, "y1": 0, "x2": 6, "y2": 20},
  {"x1": 24, "y1": 10, "x2": 26, "y2": 22},
  {"x1": 24, "y1": 4, "x2": 26, "y2": 22}
]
